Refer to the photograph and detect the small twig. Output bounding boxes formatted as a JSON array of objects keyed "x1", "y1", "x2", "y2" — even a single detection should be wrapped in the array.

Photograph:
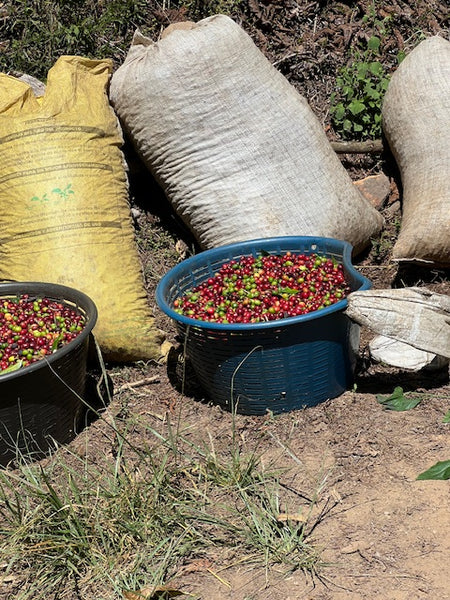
[
  {"x1": 206, "y1": 568, "x2": 231, "y2": 588},
  {"x1": 272, "y1": 52, "x2": 297, "y2": 66},
  {"x1": 357, "y1": 264, "x2": 397, "y2": 269},
  {"x1": 345, "y1": 572, "x2": 426, "y2": 581},
  {"x1": 331, "y1": 139, "x2": 384, "y2": 153},
  {"x1": 117, "y1": 376, "x2": 160, "y2": 393}
]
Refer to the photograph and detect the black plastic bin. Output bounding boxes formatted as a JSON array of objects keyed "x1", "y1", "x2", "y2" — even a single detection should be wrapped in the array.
[{"x1": 0, "y1": 282, "x2": 97, "y2": 465}]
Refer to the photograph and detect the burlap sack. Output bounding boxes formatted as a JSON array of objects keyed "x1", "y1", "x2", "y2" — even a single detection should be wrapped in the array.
[
  {"x1": 382, "y1": 36, "x2": 450, "y2": 266},
  {"x1": 346, "y1": 288, "x2": 450, "y2": 358},
  {"x1": 110, "y1": 15, "x2": 383, "y2": 254},
  {"x1": 0, "y1": 56, "x2": 165, "y2": 362}
]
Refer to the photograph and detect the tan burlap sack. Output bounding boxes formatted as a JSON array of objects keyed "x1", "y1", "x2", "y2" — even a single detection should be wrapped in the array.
[
  {"x1": 0, "y1": 56, "x2": 165, "y2": 362},
  {"x1": 110, "y1": 15, "x2": 383, "y2": 254},
  {"x1": 382, "y1": 36, "x2": 450, "y2": 266},
  {"x1": 346, "y1": 287, "x2": 450, "y2": 358}
]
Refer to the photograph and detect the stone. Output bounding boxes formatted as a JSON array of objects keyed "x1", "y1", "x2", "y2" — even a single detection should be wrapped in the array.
[{"x1": 354, "y1": 173, "x2": 391, "y2": 209}]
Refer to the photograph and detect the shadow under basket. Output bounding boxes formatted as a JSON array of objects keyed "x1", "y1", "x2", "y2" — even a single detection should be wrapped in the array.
[
  {"x1": 0, "y1": 282, "x2": 97, "y2": 466},
  {"x1": 156, "y1": 236, "x2": 371, "y2": 416}
]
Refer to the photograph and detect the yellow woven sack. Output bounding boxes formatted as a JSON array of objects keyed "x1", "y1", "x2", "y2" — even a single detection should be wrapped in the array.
[{"x1": 0, "y1": 56, "x2": 165, "y2": 362}]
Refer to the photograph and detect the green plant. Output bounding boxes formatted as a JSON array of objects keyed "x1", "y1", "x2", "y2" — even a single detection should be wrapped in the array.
[
  {"x1": 376, "y1": 386, "x2": 422, "y2": 411},
  {"x1": 417, "y1": 460, "x2": 450, "y2": 480},
  {"x1": 329, "y1": 35, "x2": 393, "y2": 140},
  {"x1": 186, "y1": 435, "x2": 322, "y2": 574},
  {"x1": 174, "y1": 0, "x2": 244, "y2": 21},
  {"x1": 0, "y1": 0, "x2": 153, "y2": 79},
  {"x1": 328, "y1": 2, "x2": 408, "y2": 140},
  {"x1": 369, "y1": 228, "x2": 394, "y2": 263}
]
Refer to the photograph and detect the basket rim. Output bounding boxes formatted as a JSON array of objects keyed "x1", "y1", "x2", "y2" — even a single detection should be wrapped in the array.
[
  {"x1": 156, "y1": 235, "x2": 371, "y2": 332},
  {"x1": 0, "y1": 281, "x2": 97, "y2": 382}
]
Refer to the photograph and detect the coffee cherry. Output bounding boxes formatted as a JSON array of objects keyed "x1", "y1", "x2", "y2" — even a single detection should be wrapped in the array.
[
  {"x1": 174, "y1": 252, "x2": 351, "y2": 324},
  {"x1": 0, "y1": 295, "x2": 86, "y2": 374}
]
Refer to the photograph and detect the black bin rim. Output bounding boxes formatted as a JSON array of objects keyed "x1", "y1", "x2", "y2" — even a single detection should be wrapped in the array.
[{"x1": 0, "y1": 281, "x2": 98, "y2": 382}]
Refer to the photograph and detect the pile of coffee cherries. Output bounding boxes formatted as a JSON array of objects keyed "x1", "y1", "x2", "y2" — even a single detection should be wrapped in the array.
[
  {"x1": 0, "y1": 294, "x2": 86, "y2": 374},
  {"x1": 173, "y1": 251, "x2": 351, "y2": 324}
]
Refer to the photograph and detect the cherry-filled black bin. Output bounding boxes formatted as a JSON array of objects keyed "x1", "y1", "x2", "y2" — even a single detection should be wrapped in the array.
[{"x1": 0, "y1": 282, "x2": 97, "y2": 466}]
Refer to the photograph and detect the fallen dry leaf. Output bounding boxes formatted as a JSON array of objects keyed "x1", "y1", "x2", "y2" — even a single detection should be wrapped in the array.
[
  {"x1": 277, "y1": 512, "x2": 308, "y2": 523},
  {"x1": 177, "y1": 558, "x2": 213, "y2": 575},
  {"x1": 123, "y1": 585, "x2": 184, "y2": 600}
]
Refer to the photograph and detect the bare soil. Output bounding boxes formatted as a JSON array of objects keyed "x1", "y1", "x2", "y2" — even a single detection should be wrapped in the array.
[{"x1": 91, "y1": 357, "x2": 450, "y2": 600}]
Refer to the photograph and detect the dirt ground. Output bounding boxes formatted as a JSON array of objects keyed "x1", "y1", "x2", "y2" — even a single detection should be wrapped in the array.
[
  {"x1": 163, "y1": 387, "x2": 450, "y2": 600},
  {"x1": 101, "y1": 281, "x2": 450, "y2": 600},
  {"x1": 99, "y1": 244, "x2": 450, "y2": 600},
  {"x1": 94, "y1": 334, "x2": 450, "y2": 600}
]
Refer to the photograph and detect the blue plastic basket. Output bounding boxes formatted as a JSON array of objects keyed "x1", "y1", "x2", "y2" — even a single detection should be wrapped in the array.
[{"x1": 156, "y1": 236, "x2": 371, "y2": 415}]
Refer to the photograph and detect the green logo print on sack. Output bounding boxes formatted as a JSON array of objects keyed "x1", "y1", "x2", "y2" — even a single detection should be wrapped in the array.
[{"x1": 28, "y1": 183, "x2": 75, "y2": 209}]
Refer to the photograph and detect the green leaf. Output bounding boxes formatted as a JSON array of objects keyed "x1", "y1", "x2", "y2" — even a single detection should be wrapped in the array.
[
  {"x1": 349, "y1": 99, "x2": 366, "y2": 115},
  {"x1": 417, "y1": 460, "x2": 450, "y2": 480},
  {"x1": 334, "y1": 103, "x2": 346, "y2": 120},
  {"x1": 342, "y1": 85, "x2": 354, "y2": 99},
  {"x1": 356, "y1": 62, "x2": 369, "y2": 79},
  {"x1": 343, "y1": 119, "x2": 353, "y2": 132},
  {"x1": 376, "y1": 386, "x2": 422, "y2": 411},
  {"x1": 276, "y1": 287, "x2": 300, "y2": 297},
  {"x1": 368, "y1": 35, "x2": 381, "y2": 53},
  {"x1": 51, "y1": 333, "x2": 64, "y2": 351},
  {"x1": 0, "y1": 360, "x2": 23, "y2": 375},
  {"x1": 364, "y1": 84, "x2": 380, "y2": 100},
  {"x1": 443, "y1": 411, "x2": 450, "y2": 423},
  {"x1": 369, "y1": 61, "x2": 384, "y2": 76}
]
